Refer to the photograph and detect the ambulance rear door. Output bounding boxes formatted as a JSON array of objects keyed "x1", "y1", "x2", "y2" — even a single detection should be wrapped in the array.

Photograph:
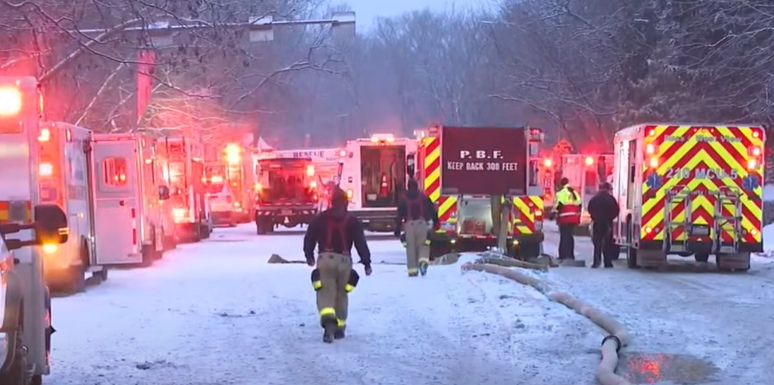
[{"x1": 91, "y1": 139, "x2": 142, "y2": 264}]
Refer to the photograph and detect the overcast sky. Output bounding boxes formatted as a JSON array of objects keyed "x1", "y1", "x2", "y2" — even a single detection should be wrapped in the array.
[{"x1": 337, "y1": 0, "x2": 495, "y2": 32}]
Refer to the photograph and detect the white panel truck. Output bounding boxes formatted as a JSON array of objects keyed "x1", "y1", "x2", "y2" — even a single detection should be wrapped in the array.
[
  {"x1": 0, "y1": 76, "x2": 73, "y2": 385},
  {"x1": 36, "y1": 122, "x2": 108, "y2": 294},
  {"x1": 91, "y1": 133, "x2": 170, "y2": 266},
  {"x1": 339, "y1": 134, "x2": 417, "y2": 232},
  {"x1": 158, "y1": 136, "x2": 212, "y2": 242}
]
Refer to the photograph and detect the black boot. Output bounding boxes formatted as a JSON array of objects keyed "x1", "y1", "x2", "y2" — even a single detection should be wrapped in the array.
[
  {"x1": 321, "y1": 318, "x2": 336, "y2": 343},
  {"x1": 334, "y1": 327, "x2": 346, "y2": 340}
]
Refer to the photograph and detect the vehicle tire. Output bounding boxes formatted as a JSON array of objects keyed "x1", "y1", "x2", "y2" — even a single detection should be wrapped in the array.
[
  {"x1": 519, "y1": 242, "x2": 540, "y2": 260},
  {"x1": 31, "y1": 375, "x2": 42, "y2": 385},
  {"x1": 694, "y1": 253, "x2": 710, "y2": 263},
  {"x1": 256, "y1": 221, "x2": 266, "y2": 235},
  {"x1": 626, "y1": 246, "x2": 638, "y2": 269},
  {"x1": 1, "y1": 334, "x2": 30, "y2": 385},
  {"x1": 153, "y1": 227, "x2": 164, "y2": 260},
  {"x1": 57, "y1": 246, "x2": 87, "y2": 294},
  {"x1": 141, "y1": 231, "x2": 156, "y2": 267}
]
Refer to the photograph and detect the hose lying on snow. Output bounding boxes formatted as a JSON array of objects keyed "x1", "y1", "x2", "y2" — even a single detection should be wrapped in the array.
[{"x1": 461, "y1": 261, "x2": 632, "y2": 385}]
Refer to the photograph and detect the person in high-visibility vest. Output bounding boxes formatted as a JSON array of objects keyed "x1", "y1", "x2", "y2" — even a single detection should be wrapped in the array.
[{"x1": 555, "y1": 177, "x2": 581, "y2": 261}]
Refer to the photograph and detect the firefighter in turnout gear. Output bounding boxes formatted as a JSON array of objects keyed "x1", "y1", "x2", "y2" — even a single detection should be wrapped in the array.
[
  {"x1": 587, "y1": 182, "x2": 620, "y2": 268},
  {"x1": 304, "y1": 187, "x2": 372, "y2": 343},
  {"x1": 555, "y1": 177, "x2": 581, "y2": 261},
  {"x1": 395, "y1": 178, "x2": 438, "y2": 277}
]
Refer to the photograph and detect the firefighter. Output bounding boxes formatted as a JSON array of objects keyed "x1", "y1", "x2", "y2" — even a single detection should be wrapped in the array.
[
  {"x1": 587, "y1": 182, "x2": 619, "y2": 268},
  {"x1": 394, "y1": 178, "x2": 438, "y2": 277},
  {"x1": 555, "y1": 177, "x2": 581, "y2": 261},
  {"x1": 303, "y1": 186, "x2": 372, "y2": 343}
]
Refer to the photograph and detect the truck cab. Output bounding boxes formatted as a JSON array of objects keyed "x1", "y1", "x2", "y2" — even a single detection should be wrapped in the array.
[
  {"x1": 1, "y1": 205, "x2": 69, "y2": 385},
  {"x1": 339, "y1": 134, "x2": 417, "y2": 232}
]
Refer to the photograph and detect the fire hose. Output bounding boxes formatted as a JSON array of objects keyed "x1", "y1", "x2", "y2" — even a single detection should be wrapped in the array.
[{"x1": 461, "y1": 258, "x2": 632, "y2": 385}]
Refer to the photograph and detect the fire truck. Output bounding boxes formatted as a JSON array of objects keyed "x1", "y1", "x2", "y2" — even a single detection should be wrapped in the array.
[
  {"x1": 36, "y1": 122, "x2": 109, "y2": 294},
  {"x1": 91, "y1": 133, "x2": 170, "y2": 265},
  {"x1": 410, "y1": 126, "x2": 545, "y2": 259},
  {"x1": 0, "y1": 76, "x2": 72, "y2": 385},
  {"x1": 253, "y1": 157, "x2": 319, "y2": 233},
  {"x1": 612, "y1": 123, "x2": 764, "y2": 271},
  {"x1": 158, "y1": 137, "x2": 212, "y2": 242},
  {"x1": 339, "y1": 134, "x2": 417, "y2": 232}
]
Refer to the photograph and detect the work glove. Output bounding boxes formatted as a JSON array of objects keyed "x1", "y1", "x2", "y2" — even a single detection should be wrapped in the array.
[
  {"x1": 393, "y1": 229, "x2": 401, "y2": 238},
  {"x1": 305, "y1": 254, "x2": 315, "y2": 267}
]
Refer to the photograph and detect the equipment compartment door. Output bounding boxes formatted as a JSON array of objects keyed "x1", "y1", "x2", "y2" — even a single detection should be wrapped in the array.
[{"x1": 92, "y1": 141, "x2": 142, "y2": 264}]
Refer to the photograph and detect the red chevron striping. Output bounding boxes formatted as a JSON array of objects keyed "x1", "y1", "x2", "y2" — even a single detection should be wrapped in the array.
[
  {"x1": 427, "y1": 175, "x2": 440, "y2": 197},
  {"x1": 425, "y1": 137, "x2": 440, "y2": 154}
]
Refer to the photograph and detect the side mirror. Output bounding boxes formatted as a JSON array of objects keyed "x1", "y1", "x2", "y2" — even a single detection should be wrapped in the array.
[
  {"x1": 34, "y1": 204, "x2": 69, "y2": 245},
  {"x1": 158, "y1": 185, "x2": 171, "y2": 200}
]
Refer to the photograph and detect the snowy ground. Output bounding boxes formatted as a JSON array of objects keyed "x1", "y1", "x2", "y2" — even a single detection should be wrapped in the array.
[
  {"x1": 541, "y1": 222, "x2": 774, "y2": 384},
  {"x1": 47, "y1": 226, "x2": 603, "y2": 385}
]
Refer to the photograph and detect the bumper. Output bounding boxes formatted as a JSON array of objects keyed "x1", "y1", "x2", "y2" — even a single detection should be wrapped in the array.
[
  {"x1": 639, "y1": 240, "x2": 763, "y2": 253},
  {"x1": 211, "y1": 211, "x2": 235, "y2": 225},
  {"x1": 428, "y1": 231, "x2": 544, "y2": 250},
  {"x1": 349, "y1": 209, "x2": 398, "y2": 232},
  {"x1": 255, "y1": 207, "x2": 317, "y2": 224}
]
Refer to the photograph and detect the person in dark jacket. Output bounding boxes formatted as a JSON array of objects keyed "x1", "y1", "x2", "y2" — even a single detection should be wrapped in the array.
[
  {"x1": 304, "y1": 186, "x2": 372, "y2": 343},
  {"x1": 395, "y1": 178, "x2": 438, "y2": 277},
  {"x1": 586, "y1": 182, "x2": 620, "y2": 268}
]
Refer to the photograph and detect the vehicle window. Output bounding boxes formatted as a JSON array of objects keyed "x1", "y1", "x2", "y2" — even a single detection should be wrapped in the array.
[{"x1": 103, "y1": 157, "x2": 128, "y2": 186}]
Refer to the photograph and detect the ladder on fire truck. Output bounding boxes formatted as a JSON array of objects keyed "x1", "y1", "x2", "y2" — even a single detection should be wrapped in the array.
[
  {"x1": 664, "y1": 186, "x2": 693, "y2": 252},
  {"x1": 713, "y1": 186, "x2": 742, "y2": 253}
]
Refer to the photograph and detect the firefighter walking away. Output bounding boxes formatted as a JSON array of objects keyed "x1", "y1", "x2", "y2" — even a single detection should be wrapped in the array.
[
  {"x1": 304, "y1": 187, "x2": 372, "y2": 343},
  {"x1": 555, "y1": 177, "x2": 581, "y2": 261},
  {"x1": 395, "y1": 178, "x2": 438, "y2": 277},
  {"x1": 587, "y1": 182, "x2": 620, "y2": 268}
]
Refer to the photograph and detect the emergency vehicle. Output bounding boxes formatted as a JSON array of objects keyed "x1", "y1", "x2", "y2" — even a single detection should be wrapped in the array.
[
  {"x1": 0, "y1": 76, "x2": 71, "y2": 385},
  {"x1": 253, "y1": 157, "x2": 319, "y2": 233},
  {"x1": 154, "y1": 150, "x2": 177, "y2": 249},
  {"x1": 410, "y1": 126, "x2": 545, "y2": 259},
  {"x1": 91, "y1": 133, "x2": 170, "y2": 265},
  {"x1": 612, "y1": 123, "x2": 765, "y2": 271},
  {"x1": 158, "y1": 136, "x2": 212, "y2": 242},
  {"x1": 339, "y1": 134, "x2": 417, "y2": 232},
  {"x1": 203, "y1": 164, "x2": 236, "y2": 227},
  {"x1": 37, "y1": 122, "x2": 108, "y2": 293},
  {"x1": 541, "y1": 154, "x2": 613, "y2": 222}
]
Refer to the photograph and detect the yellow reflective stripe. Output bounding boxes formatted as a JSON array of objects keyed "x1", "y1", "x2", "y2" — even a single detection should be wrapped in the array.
[
  {"x1": 320, "y1": 307, "x2": 336, "y2": 317},
  {"x1": 407, "y1": 268, "x2": 418, "y2": 273},
  {"x1": 344, "y1": 284, "x2": 354, "y2": 292},
  {"x1": 312, "y1": 280, "x2": 322, "y2": 290},
  {"x1": 337, "y1": 318, "x2": 346, "y2": 327},
  {"x1": 418, "y1": 258, "x2": 429, "y2": 264},
  {"x1": 423, "y1": 239, "x2": 431, "y2": 245}
]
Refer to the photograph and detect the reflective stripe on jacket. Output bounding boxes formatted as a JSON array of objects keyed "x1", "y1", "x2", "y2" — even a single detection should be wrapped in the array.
[{"x1": 556, "y1": 187, "x2": 581, "y2": 225}]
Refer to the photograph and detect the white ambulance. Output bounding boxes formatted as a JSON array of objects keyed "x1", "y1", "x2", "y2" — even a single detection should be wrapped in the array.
[
  {"x1": 37, "y1": 122, "x2": 108, "y2": 293},
  {"x1": 91, "y1": 133, "x2": 170, "y2": 266},
  {"x1": 0, "y1": 76, "x2": 72, "y2": 385},
  {"x1": 339, "y1": 134, "x2": 417, "y2": 232}
]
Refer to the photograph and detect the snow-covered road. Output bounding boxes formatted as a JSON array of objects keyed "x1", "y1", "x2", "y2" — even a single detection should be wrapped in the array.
[
  {"x1": 46, "y1": 226, "x2": 600, "y2": 385},
  {"x1": 542, "y1": 225, "x2": 774, "y2": 384}
]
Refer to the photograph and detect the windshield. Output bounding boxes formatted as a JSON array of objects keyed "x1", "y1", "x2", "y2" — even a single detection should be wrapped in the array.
[
  {"x1": 258, "y1": 159, "x2": 315, "y2": 202},
  {"x1": 203, "y1": 165, "x2": 226, "y2": 195}
]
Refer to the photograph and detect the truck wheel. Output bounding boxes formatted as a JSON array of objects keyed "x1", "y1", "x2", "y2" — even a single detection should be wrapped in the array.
[
  {"x1": 256, "y1": 221, "x2": 266, "y2": 235},
  {"x1": 58, "y1": 247, "x2": 87, "y2": 294},
  {"x1": 694, "y1": 253, "x2": 710, "y2": 263},
  {"x1": 519, "y1": 242, "x2": 540, "y2": 260},
  {"x1": 164, "y1": 235, "x2": 177, "y2": 250},
  {"x1": 1, "y1": 335, "x2": 30, "y2": 385}
]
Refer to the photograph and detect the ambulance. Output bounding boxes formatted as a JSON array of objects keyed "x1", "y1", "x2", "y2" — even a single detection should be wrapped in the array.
[
  {"x1": 91, "y1": 133, "x2": 170, "y2": 266},
  {"x1": 339, "y1": 134, "x2": 417, "y2": 232},
  {"x1": 0, "y1": 76, "x2": 73, "y2": 385},
  {"x1": 612, "y1": 123, "x2": 764, "y2": 271},
  {"x1": 540, "y1": 153, "x2": 613, "y2": 222},
  {"x1": 37, "y1": 122, "x2": 108, "y2": 293},
  {"x1": 158, "y1": 137, "x2": 212, "y2": 242}
]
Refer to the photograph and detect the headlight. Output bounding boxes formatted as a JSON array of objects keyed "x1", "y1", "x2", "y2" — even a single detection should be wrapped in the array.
[
  {"x1": 172, "y1": 208, "x2": 187, "y2": 218},
  {"x1": 0, "y1": 332, "x2": 8, "y2": 368}
]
